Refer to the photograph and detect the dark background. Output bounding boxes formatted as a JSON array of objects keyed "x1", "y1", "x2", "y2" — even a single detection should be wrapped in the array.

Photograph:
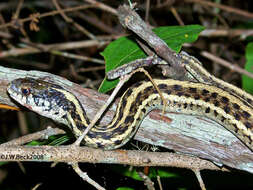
[{"x1": 0, "y1": 0, "x2": 253, "y2": 189}]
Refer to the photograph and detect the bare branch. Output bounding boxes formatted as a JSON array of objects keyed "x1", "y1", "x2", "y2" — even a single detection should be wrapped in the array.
[
  {"x1": 1, "y1": 66, "x2": 253, "y2": 173},
  {"x1": 0, "y1": 145, "x2": 226, "y2": 172}
]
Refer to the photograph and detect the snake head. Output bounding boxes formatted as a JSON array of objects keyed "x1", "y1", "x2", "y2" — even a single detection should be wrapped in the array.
[
  {"x1": 8, "y1": 78, "x2": 57, "y2": 106},
  {"x1": 7, "y1": 78, "x2": 68, "y2": 124}
]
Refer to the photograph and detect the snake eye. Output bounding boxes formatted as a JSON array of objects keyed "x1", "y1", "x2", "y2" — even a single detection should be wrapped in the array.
[{"x1": 21, "y1": 88, "x2": 31, "y2": 96}]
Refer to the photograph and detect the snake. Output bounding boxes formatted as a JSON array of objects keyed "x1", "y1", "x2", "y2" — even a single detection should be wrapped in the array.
[{"x1": 7, "y1": 54, "x2": 253, "y2": 151}]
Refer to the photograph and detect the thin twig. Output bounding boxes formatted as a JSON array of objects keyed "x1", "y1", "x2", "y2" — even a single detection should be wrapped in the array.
[
  {"x1": 137, "y1": 171, "x2": 155, "y2": 190},
  {"x1": 1, "y1": 127, "x2": 64, "y2": 146},
  {"x1": 52, "y1": 0, "x2": 96, "y2": 39},
  {"x1": 0, "y1": 104, "x2": 20, "y2": 111},
  {"x1": 73, "y1": 70, "x2": 134, "y2": 146},
  {"x1": 75, "y1": 12, "x2": 118, "y2": 34},
  {"x1": 73, "y1": 65, "x2": 167, "y2": 146},
  {"x1": 78, "y1": 66, "x2": 105, "y2": 73},
  {"x1": 170, "y1": 6, "x2": 184, "y2": 26},
  {"x1": 71, "y1": 163, "x2": 106, "y2": 190},
  {"x1": 201, "y1": 51, "x2": 253, "y2": 79},
  {"x1": 51, "y1": 50, "x2": 105, "y2": 64},
  {"x1": 0, "y1": 4, "x2": 96, "y2": 29},
  {"x1": 84, "y1": 0, "x2": 117, "y2": 15},
  {"x1": 200, "y1": 29, "x2": 253, "y2": 39},
  {"x1": 12, "y1": 0, "x2": 24, "y2": 20},
  {"x1": 31, "y1": 183, "x2": 42, "y2": 190},
  {"x1": 17, "y1": 111, "x2": 28, "y2": 135},
  {"x1": 118, "y1": 5, "x2": 186, "y2": 79},
  {"x1": 156, "y1": 0, "x2": 175, "y2": 8},
  {"x1": 0, "y1": 40, "x2": 108, "y2": 58},
  {"x1": 157, "y1": 175, "x2": 163, "y2": 190},
  {"x1": 193, "y1": 169, "x2": 206, "y2": 190},
  {"x1": 145, "y1": 0, "x2": 150, "y2": 22},
  {"x1": 185, "y1": 0, "x2": 253, "y2": 18}
]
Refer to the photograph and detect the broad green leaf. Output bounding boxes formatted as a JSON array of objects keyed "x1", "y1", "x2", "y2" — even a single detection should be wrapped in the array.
[
  {"x1": 98, "y1": 77, "x2": 120, "y2": 95},
  {"x1": 116, "y1": 187, "x2": 134, "y2": 190},
  {"x1": 242, "y1": 42, "x2": 253, "y2": 94},
  {"x1": 99, "y1": 25, "x2": 205, "y2": 93}
]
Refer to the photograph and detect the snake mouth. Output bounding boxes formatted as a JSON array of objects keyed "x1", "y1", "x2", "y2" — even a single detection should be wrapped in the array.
[
  {"x1": 7, "y1": 83, "x2": 20, "y2": 100},
  {"x1": 7, "y1": 85, "x2": 25, "y2": 106},
  {"x1": 8, "y1": 81, "x2": 19, "y2": 94},
  {"x1": 7, "y1": 78, "x2": 33, "y2": 108}
]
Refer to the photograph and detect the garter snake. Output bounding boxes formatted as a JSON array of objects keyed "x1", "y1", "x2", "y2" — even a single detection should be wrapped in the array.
[{"x1": 7, "y1": 54, "x2": 253, "y2": 151}]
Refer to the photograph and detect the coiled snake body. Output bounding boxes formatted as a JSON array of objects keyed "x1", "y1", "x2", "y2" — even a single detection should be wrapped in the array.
[{"x1": 7, "y1": 77, "x2": 253, "y2": 150}]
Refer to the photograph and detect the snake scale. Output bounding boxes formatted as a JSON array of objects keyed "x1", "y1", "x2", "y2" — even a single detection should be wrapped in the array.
[{"x1": 7, "y1": 53, "x2": 253, "y2": 150}]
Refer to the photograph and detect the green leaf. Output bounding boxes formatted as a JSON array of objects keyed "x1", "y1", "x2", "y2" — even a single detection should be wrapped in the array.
[
  {"x1": 156, "y1": 168, "x2": 179, "y2": 178},
  {"x1": 116, "y1": 166, "x2": 143, "y2": 181},
  {"x1": 98, "y1": 78, "x2": 119, "y2": 95},
  {"x1": 48, "y1": 135, "x2": 70, "y2": 146},
  {"x1": 116, "y1": 187, "x2": 134, "y2": 190},
  {"x1": 0, "y1": 162, "x2": 8, "y2": 166},
  {"x1": 26, "y1": 135, "x2": 71, "y2": 146},
  {"x1": 242, "y1": 42, "x2": 253, "y2": 94},
  {"x1": 111, "y1": 166, "x2": 179, "y2": 182},
  {"x1": 146, "y1": 168, "x2": 179, "y2": 179},
  {"x1": 99, "y1": 25, "x2": 205, "y2": 93},
  {"x1": 26, "y1": 140, "x2": 44, "y2": 146}
]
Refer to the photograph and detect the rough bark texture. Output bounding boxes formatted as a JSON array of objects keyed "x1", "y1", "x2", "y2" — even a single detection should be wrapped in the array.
[{"x1": 1, "y1": 66, "x2": 253, "y2": 173}]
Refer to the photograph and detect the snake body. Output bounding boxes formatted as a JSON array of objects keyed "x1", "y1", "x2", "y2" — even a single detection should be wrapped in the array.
[{"x1": 7, "y1": 76, "x2": 253, "y2": 150}]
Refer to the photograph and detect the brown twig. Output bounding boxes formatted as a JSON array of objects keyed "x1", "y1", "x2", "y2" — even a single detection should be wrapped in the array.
[
  {"x1": 12, "y1": 0, "x2": 24, "y2": 20},
  {"x1": 137, "y1": 171, "x2": 155, "y2": 190},
  {"x1": 117, "y1": 5, "x2": 187, "y2": 80},
  {"x1": 0, "y1": 39, "x2": 108, "y2": 58},
  {"x1": 1, "y1": 127, "x2": 65, "y2": 146},
  {"x1": 145, "y1": 0, "x2": 151, "y2": 22},
  {"x1": 156, "y1": 0, "x2": 175, "y2": 8},
  {"x1": 84, "y1": 0, "x2": 117, "y2": 15},
  {"x1": 17, "y1": 111, "x2": 28, "y2": 135},
  {"x1": 184, "y1": 0, "x2": 253, "y2": 18},
  {"x1": 0, "y1": 145, "x2": 226, "y2": 172},
  {"x1": 0, "y1": 4, "x2": 96, "y2": 29},
  {"x1": 77, "y1": 66, "x2": 105, "y2": 73},
  {"x1": 52, "y1": 0, "x2": 96, "y2": 39},
  {"x1": 71, "y1": 163, "x2": 106, "y2": 190},
  {"x1": 1, "y1": 66, "x2": 253, "y2": 173},
  {"x1": 73, "y1": 68, "x2": 140, "y2": 146},
  {"x1": 170, "y1": 6, "x2": 184, "y2": 26},
  {"x1": 74, "y1": 12, "x2": 119, "y2": 34},
  {"x1": 193, "y1": 169, "x2": 206, "y2": 190},
  {"x1": 200, "y1": 29, "x2": 253, "y2": 39},
  {"x1": 157, "y1": 175, "x2": 163, "y2": 190},
  {"x1": 51, "y1": 50, "x2": 105, "y2": 64},
  {"x1": 201, "y1": 51, "x2": 253, "y2": 79},
  {"x1": 2, "y1": 57, "x2": 53, "y2": 70}
]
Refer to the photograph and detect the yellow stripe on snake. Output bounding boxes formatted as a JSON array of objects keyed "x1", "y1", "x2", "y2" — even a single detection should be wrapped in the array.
[{"x1": 7, "y1": 53, "x2": 253, "y2": 150}]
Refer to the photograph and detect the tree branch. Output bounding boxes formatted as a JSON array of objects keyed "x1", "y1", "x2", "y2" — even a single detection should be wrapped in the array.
[
  {"x1": 0, "y1": 145, "x2": 226, "y2": 172},
  {"x1": 1, "y1": 66, "x2": 253, "y2": 173}
]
